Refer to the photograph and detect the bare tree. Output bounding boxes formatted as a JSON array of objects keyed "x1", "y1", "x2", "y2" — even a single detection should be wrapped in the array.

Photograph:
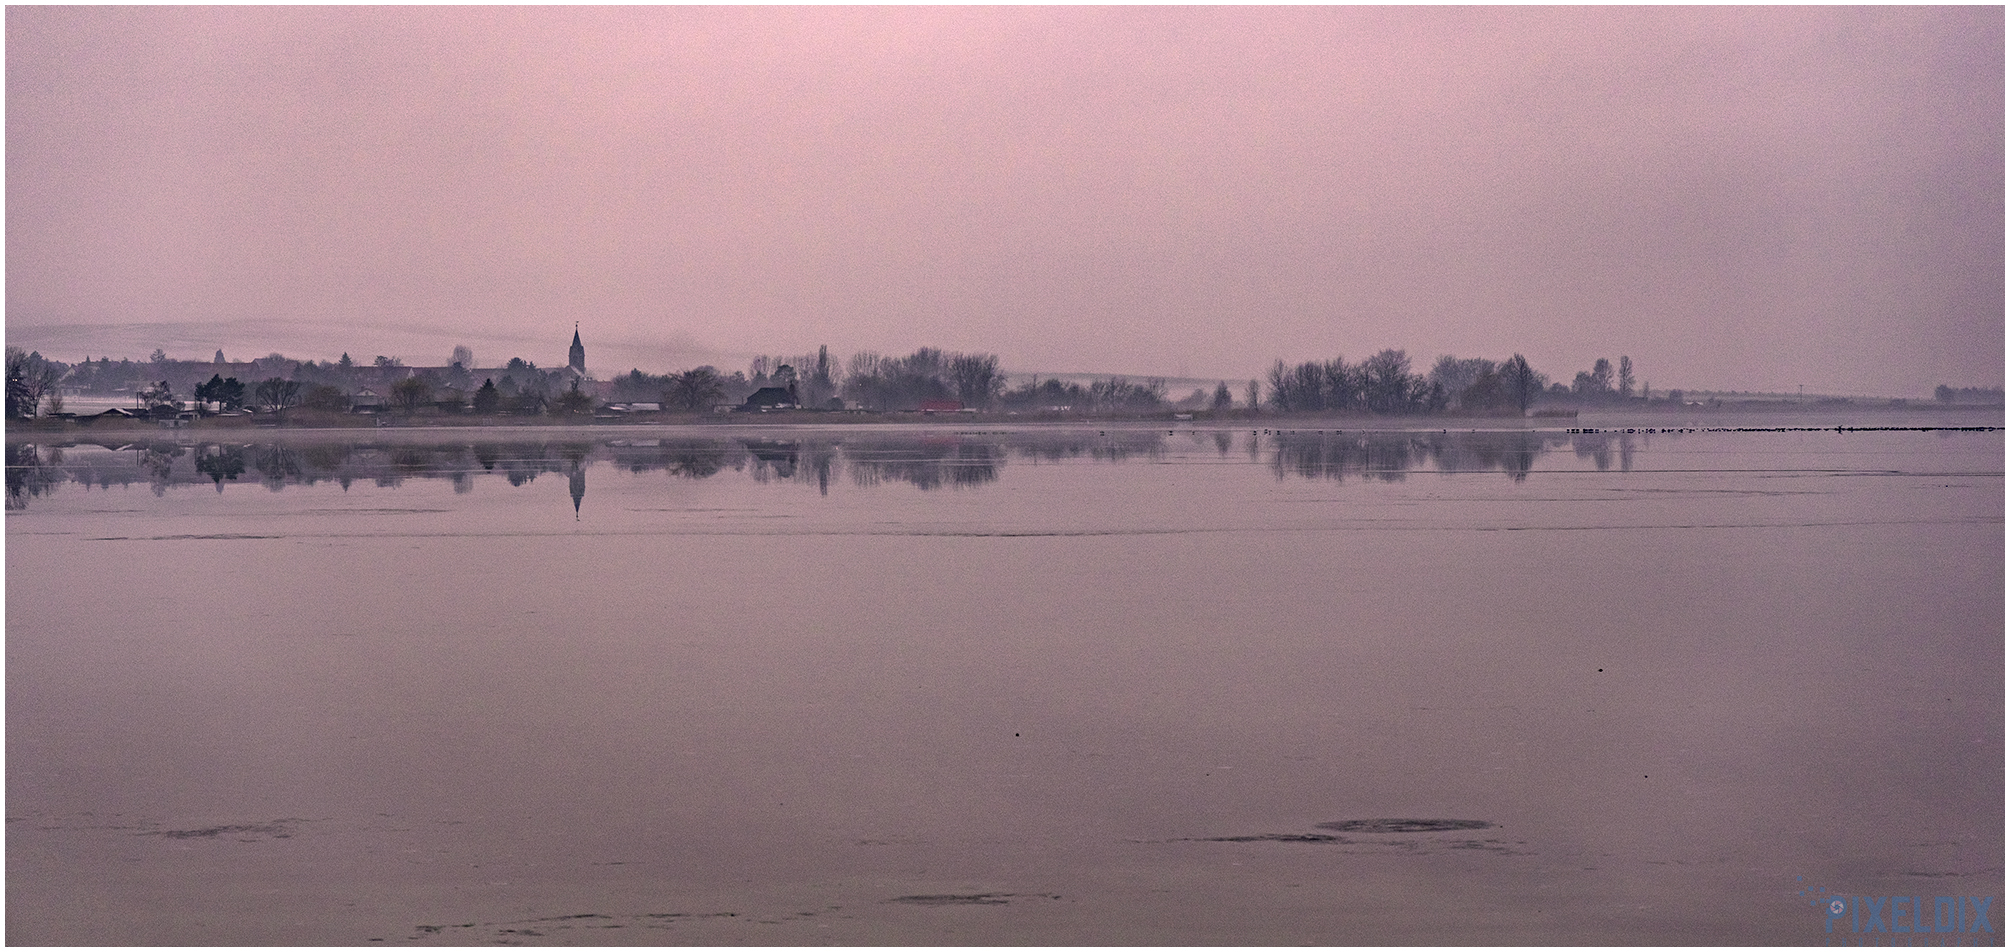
[
  {"x1": 664, "y1": 367, "x2": 726, "y2": 412},
  {"x1": 1429, "y1": 356, "x2": 1496, "y2": 410},
  {"x1": 255, "y1": 377, "x2": 303, "y2": 411},
  {"x1": 1290, "y1": 362, "x2": 1328, "y2": 410},
  {"x1": 948, "y1": 352, "x2": 1003, "y2": 409},
  {"x1": 136, "y1": 380, "x2": 177, "y2": 415},
  {"x1": 1590, "y1": 357, "x2": 1614, "y2": 394},
  {"x1": 390, "y1": 377, "x2": 431, "y2": 414},
  {"x1": 1360, "y1": 349, "x2": 1419, "y2": 413},
  {"x1": 5, "y1": 348, "x2": 63, "y2": 418},
  {"x1": 802, "y1": 345, "x2": 838, "y2": 408},
  {"x1": 1089, "y1": 377, "x2": 1166, "y2": 412},
  {"x1": 1501, "y1": 354, "x2": 1544, "y2": 414},
  {"x1": 1323, "y1": 358, "x2": 1361, "y2": 412},
  {"x1": 1265, "y1": 360, "x2": 1292, "y2": 411}
]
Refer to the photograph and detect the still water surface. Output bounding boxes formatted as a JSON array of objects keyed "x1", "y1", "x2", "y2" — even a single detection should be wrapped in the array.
[{"x1": 7, "y1": 421, "x2": 2003, "y2": 944}]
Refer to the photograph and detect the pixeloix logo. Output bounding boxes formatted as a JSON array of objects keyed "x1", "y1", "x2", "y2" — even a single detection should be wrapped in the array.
[{"x1": 1799, "y1": 877, "x2": 1997, "y2": 944}]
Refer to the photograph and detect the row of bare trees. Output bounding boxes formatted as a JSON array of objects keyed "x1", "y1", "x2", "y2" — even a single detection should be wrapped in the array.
[
  {"x1": 1425, "y1": 354, "x2": 1549, "y2": 413},
  {"x1": 838, "y1": 348, "x2": 1003, "y2": 410},
  {"x1": 1261, "y1": 350, "x2": 1554, "y2": 416}
]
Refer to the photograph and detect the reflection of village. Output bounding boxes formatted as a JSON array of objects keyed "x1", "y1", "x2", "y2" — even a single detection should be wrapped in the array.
[{"x1": 5, "y1": 429, "x2": 1635, "y2": 510}]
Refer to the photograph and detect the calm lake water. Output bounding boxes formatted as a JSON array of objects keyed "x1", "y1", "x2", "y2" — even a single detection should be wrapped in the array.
[{"x1": 7, "y1": 416, "x2": 2003, "y2": 944}]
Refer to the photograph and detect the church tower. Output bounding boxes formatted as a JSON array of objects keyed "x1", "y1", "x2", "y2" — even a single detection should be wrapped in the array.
[{"x1": 568, "y1": 323, "x2": 586, "y2": 376}]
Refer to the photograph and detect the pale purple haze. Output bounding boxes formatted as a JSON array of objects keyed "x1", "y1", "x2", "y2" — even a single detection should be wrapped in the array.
[{"x1": 7, "y1": 6, "x2": 2002, "y2": 395}]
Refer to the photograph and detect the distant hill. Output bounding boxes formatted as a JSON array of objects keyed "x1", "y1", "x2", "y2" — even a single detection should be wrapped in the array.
[
  {"x1": 6, "y1": 320, "x2": 727, "y2": 379},
  {"x1": 1007, "y1": 371, "x2": 1237, "y2": 394}
]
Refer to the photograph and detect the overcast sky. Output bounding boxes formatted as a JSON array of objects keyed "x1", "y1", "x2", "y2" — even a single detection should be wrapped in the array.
[{"x1": 7, "y1": 6, "x2": 2002, "y2": 394}]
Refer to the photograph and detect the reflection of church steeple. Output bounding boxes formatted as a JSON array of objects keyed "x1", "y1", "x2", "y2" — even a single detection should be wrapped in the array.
[
  {"x1": 569, "y1": 323, "x2": 586, "y2": 376},
  {"x1": 569, "y1": 464, "x2": 585, "y2": 519}
]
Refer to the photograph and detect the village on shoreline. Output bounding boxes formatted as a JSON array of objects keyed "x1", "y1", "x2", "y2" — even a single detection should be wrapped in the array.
[{"x1": 7, "y1": 326, "x2": 2003, "y2": 435}]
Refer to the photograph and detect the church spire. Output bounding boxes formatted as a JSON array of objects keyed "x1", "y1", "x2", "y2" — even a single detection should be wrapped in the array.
[{"x1": 568, "y1": 322, "x2": 585, "y2": 375}]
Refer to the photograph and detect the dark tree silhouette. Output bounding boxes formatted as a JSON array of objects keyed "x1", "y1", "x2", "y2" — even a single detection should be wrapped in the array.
[
  {"x1": 664, "y1": 366, "x2": 727, "y2": 411},
  {"x1": 302, "y1": 385, "x2": 348, "y2": 411},
  {"x1": 1501, "y1": 354, "x2": 1543, "y2": 414},
  {"x1": 255, "y1": 377, "x2": 302, "y2": 411},
  {"x1": 473, "y1": 378, "x2": 502, "y2": 414},
  {"x1": 390, "y1": 377, "x2": 431, "y2": 414},
  {"x1": 6, "y1": 348, "x2": 63, "y2": 418}
]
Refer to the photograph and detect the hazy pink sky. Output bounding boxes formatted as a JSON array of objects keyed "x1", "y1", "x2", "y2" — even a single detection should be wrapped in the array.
[{"x1": 7, "y1": 6, "x2": 2002, "y2": 394}]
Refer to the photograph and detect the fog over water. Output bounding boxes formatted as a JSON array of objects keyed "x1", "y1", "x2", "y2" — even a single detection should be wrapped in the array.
[{"x1": 7, "y1": 419, "x2": 2002, "y2": 944}]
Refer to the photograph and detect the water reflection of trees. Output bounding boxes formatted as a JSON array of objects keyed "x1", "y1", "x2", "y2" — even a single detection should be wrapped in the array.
[
  {"x1": 1270, "y1": 430, "x2": 1568, "y2": 482},
  {"x1": 1570, "y1": 431, "x2": 1641, "y2": 472},
  {"x1": 743, "y1": 439, "x2": 802, "y2": 482},
  {"x1": 0, "y1": 436, "x2": 1009, "y2": 500},
  {"x1": 254, "y1": 444, "x2": 305, "y2": 488},
  {"x1": 1009, "y1": 431, "x2": 1167, "y2": 464},
  {"x1": 194, "y1": 444, "x2": 247, "y2": 490},
  {"x1": 846, "y1": 437, "x2": 1005, "y2": 490},
  {"x1": 655, "y1": 440, "x2": 738, "y2": 479},
  {"x1": 137, "y1": 441, "x2": 184, "y2": 495},
  {"x1": 5, "y1": 443, "x2": 64, "y2": 509},
  {"x1": 3, "y1": 429, "x2": 1594, "y2": 506}
]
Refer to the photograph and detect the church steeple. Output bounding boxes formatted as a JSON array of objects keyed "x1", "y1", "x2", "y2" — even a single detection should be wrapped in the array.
[{"x1": 568, "y1": 322, "x2": 585, "y2": 375}]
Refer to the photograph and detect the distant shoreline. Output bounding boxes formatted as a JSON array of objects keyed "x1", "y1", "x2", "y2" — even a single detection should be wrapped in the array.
[{"x1": 8, "y1": 402, "x2": 2001, "y2": 443}]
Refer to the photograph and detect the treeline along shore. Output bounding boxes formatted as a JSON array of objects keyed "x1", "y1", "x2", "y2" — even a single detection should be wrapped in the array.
[{"x1": 6, "y1": 341, "x2": 2002, "y2": 431}]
